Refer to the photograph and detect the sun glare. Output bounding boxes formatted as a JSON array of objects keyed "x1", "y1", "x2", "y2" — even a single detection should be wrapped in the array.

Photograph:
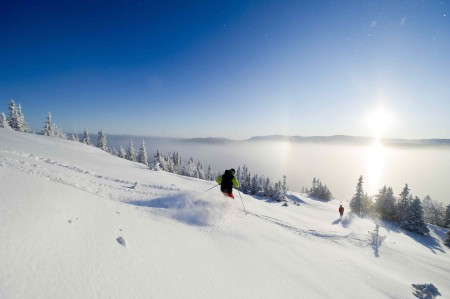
[{"x1": 367, "y1": 108, "x2": 393, "y2": 139}]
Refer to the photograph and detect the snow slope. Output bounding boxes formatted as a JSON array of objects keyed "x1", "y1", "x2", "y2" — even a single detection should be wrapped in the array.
[{"x1": 1, "y1": 129, "x2": 449, "y2": 299}]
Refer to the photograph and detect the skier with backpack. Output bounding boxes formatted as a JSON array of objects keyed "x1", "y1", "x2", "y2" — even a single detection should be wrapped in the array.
[{"x1": 216, "y1": 168, "x2": 240, "y2": 199}]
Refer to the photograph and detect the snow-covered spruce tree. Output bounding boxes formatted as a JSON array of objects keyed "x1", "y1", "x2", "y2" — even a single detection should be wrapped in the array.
[
  {"x1": 126, "y1": 140, "x2": 136, "y2": 161},
  {"x1": 82, "y1": 129, "x2": 91, "y2": 145},
  {"x1": 282, "y1": 175, "x2": 287, "y2": 199},
  {"x1": 273, "y1": 180, "x2": 286, "y2": 202},
  {"x1": 350, "y1": 175, "x2": 366, "y2": 216},
  {"x1": 8, "y1": 100, "x2": 19, "y2": 130},
  {"x1": 197, "y1": 161, "x2": 205, "y2": 180},
  {"x1": 375, "y1": 186, "x2": 397, "y2": 221},
  {"x1": 250, "y1": 174, "x2": 260, "y2": 195},
  {"x1": 309, "y1": 177, "x2": 332, "y2": 201},
  {"x1": 263, "y1": 177, "x2": 273, "y2": 198},
  {"x1": 444, "y1": 228, "x2": 450, "y2": 249},
  {"x1": 42, "y1": 112, "x2": 55, "y2": 136},
  {"x1": 206, "y1": 165, "x2": 213, "y2": 181},
  {"x1": 397, "y1": 184, "x2": 412, "y2": 223},
  {"x1": 422, "y1": 195, "x2": 446, "y2": 227},
  {"x1": 8, "y1": 100, "x2": 30, "y2": 132},
  {"x1": 401, "y1": 196, "x2": 429, "y2": 235},
  {"x1": 0, "y1": 112, "x2": 11, "y2": 129},
  {"x1": 151, "y1": 149, "x2": 163, "y2": 170},
  {"x1": 445, "y1": 204, "x2": 450, "y2": 229},
  {"x1": 15, "y1": 103, "x2": 31, "y2": 132},
  {"x1": 70, "y1": 133, "x2": 79, "y2": 141},
  {"x1": 118, "y1": 146, "x2": 126, "y2": 159},
  {"x1": 183, "y1": 157, "x2": 198, "y2": 178},
  {"x1": 97, "y1": 129, "x2": 108, "y2": 151},
  {"x1": 137, "y1": 140, "x2": 148, "y2": 166},
  {"x1": 41, "y1": 112, "x2": 66, "y2": 138}
]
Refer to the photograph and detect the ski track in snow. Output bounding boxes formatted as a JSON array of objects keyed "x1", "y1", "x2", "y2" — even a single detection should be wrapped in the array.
[
  {"x1": 0, "y1": 148, "x2": 180, "y2": 201},
  {"x1": 247, "y1": 211, "x2": 367, "y2": 247}
]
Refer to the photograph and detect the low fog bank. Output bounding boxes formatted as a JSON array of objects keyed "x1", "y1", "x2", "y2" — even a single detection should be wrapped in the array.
[{"x1": 106, "y1": 135, "x2": 450, "y2": 205}]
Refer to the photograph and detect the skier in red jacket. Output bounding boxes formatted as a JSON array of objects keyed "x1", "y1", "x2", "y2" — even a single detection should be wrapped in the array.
[{"x1": 339, "y1": 205, "x2": 344, "y2": 218}]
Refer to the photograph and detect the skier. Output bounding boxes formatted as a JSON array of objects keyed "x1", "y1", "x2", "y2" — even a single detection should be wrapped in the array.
[
  {"x1": 339, "y1": 205, "x2": 344, "y2": 218},
  {"x1": 216, "y1": 168, "x2": 240, "y2": 199}
]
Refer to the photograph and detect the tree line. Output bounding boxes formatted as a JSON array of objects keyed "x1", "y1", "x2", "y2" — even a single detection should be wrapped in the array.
[{"x1": 349, "y1": 175, "x2": 450, "y2": 238}]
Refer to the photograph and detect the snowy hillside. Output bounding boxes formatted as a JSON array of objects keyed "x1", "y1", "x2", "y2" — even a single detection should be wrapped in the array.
[{"x1": 1, "y1": 129, "x2": 449, "y2": 299}]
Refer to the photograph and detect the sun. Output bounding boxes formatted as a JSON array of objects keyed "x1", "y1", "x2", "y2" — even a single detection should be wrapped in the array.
[{"x1": 367, "y1": 107, "x2": 393, "y2": 139}]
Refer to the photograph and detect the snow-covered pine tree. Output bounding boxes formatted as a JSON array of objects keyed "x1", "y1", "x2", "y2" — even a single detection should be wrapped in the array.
[
  {"x1": 42, "y1": 112, "x2": 55, "y2": 136},
  {"x1": 309, "y1": 177, "x2": 332, "y2": 200},
  {"x1": 422, "y1": 195, "x2": 446, "y2": 226},
  {"x1": 70, "y1": 133, "x2": 79, "y2": 141},
  {"x1": 444, "y1": 228, "x2": 450, "y2": 249},
  {"x1": 184, "y1": 157, "x2": 198, "y2": 178},
  {"x1": 0, "y1": 112, "x2": 11, "y2": 129},
  {"x1": 137, "y1": 140, "x2": 148, "y2": 166},
  {"x1": 16, "y1": 103, "x2": 31, "y2": 132},
  {"x1": 197, "y1": 161, "x2": 205, "y2": 180},
  {"x1": 282, "y1": 175, "x2": 287, "y2": 199},
  {"x1": 273, "y1": 180, "x2": 286, "y2": 202},
  {"x1": 97, "y1": 129, "x2": 108, "y2": 151},
  {"x1": 401, "y1": 196, "x2": 429, "y2": 235},
  {"x1": 151, "y1": 149, "x2": 163, "y2": 170},
  {"x1": 41, "y1": 113, "x2": 67, "y2": 139},
  {"x1": 375, "y1": 186, "x2": 397, "y2": 221},
  {"x1": 397, "y1": 184, "x2": 412, "y2": 223},
  {"x1": 126, "y1": 140, "x2": 136, "y2": 161},
  {"x1": 118, "y1": 146, "x2": 126, "y2": 158},
  {"x1": 263, "y1": 177, "x2": 273, "y2": 198},
  {"x1": 444, "y1": 204, "x2": 450, "y2": 229},
  {"x1": 206, "y1": 165, "x2": 213, "y2": 181},
  {"x1": 350, "y1": 175, "x2": 366, "y2": 216},
  {"x1": 82, "y1": 129, "x2": 91, "y2": 145},
  {"x1": 8, "y1": 100, "x2": 19, "y2": 130}
]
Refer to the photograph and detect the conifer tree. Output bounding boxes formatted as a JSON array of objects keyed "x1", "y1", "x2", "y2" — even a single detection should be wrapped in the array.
[
  {"x1": 15, "y1": 103, "x2": 31, "y2": 132},
  {"x1": 197, "y1": 161, "x2": 205, "y2": 179},
  {"x1": 6, "y1": 101, "x2": 32, "y2": 133},
  {"x1": 70, "y1": 133, "x2": 79, "y2": 141},
  {"x1": 42, "y1": 112, "x2": 55, "y2": 136},
  {"x1": 375, "y1": 186, "x2": 397, "y2": 221},
  {"x1": 401, "y1": 196, "x2": 429, "y2": 235},
  {"x1": 137, "y1": 140, "x2": 148, "y2": 166},
  {"x1": 118, "y1": 146, "x2": 126, "y2": 158},
  {"x1": 206, "y1": 165, "x2": 213, "y2": 181},
  {"x1": 82, "y1": 129, "x2": 91, "y2": 145},
  {"x1": 397, "y1": 184, "x2": 412, "y2": 222},
  {"x1": 8, "y1": 100, "x2": 18, "y2": 130},
  {"x1": 444, "y1": 228, "x2": 450, "y2": 249},
  {"x1": 0, "y1": 112, "x2": 11, "y2": 129},
  {"x1": 350, "y1": 175, "x2": 366, "y2": 216},
  {"x1": 444, "y1": 204, "x2": 450, "y2": 229},
  {"x1": 126, "y1": 140, "x2": 136, "y2": 161},
  {"x1": 97, "y1": 129, "x2": 107, "y2": 151}
]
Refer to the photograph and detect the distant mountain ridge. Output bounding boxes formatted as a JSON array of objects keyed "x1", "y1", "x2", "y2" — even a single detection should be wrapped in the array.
[{"x1": 184, "y1": 135, "x2": 450, "y2": 147}]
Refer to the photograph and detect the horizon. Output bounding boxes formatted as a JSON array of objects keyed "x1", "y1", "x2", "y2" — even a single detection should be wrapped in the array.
[{"x1": 1, "y1": 1, "x2": 450, "y2": 139}]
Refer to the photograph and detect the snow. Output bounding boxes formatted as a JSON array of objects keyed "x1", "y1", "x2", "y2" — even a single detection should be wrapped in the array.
[{"x1": 1, "y1": 128, "x2": 449, "y2": 299}]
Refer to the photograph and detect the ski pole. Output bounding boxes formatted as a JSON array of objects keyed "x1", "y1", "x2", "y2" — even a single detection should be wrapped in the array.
[
  {"x1": 237, "y1": 190, "x2": 247, "y2": 214},
  {"x1": 203, "y1": 184, "x2": 219, "y2": 193}
]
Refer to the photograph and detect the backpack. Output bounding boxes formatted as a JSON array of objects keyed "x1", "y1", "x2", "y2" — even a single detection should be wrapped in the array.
[{"x1": 220, "y1": 170, "x2": 234, "y2": 192}]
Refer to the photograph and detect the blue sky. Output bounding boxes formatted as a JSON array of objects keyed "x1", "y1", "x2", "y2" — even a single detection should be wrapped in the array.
[{"x1": 1, "y1": 0, "x2": 449, "y2": 139}]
